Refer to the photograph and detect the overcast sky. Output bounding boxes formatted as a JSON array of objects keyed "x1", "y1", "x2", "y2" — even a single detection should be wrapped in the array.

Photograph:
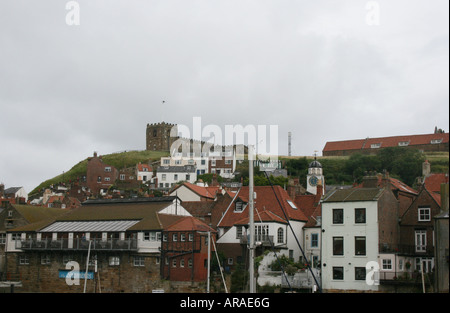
[{"x1": 0, "y1": 0, "x2": 448, "y2": 193}]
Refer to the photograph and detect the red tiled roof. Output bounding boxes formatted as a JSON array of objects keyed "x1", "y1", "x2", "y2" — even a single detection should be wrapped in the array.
[
  {"x1": 137, "y1": 163, "x2": 152, "y2": 172},
  {"x1": 323, "y1": 133, "x2": 449, "y2": 152},
  {"x1": 294, "y1": 191, "x2": 322, "y2": 228},
  {"x1": 354, "y1": 176, "x2": 417, "y2": 195},
  {"x1": 218, "y1": 186, "x2": 308, "y2": 228},
  {"x1": 165, "y1": 216, "x2": 216, "y2": 232},
  {"x1": 234, "y1": 209, "x2": 287, "y2": 225},
  {"x1": 424, "y1": 173, "x2": 449, "y2": 193},
  {"x1": 173, "y1": 182, "x2": 220, "y2": 200}
]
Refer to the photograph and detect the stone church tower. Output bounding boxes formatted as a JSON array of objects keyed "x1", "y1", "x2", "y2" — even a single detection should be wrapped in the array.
[{"x1": 146, "y1": 122, "x2": 178, "y2": 151}]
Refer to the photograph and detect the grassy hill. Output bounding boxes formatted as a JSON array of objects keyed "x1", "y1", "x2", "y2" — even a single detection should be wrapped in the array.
[
  {"x1": 29, "y1": 149, "x2": 448, "y2": 197},
  {"x1": 29, "y1": 150, "x2": 169, "y2": 196}
]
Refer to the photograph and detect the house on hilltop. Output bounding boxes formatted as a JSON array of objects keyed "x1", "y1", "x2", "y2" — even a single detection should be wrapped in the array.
[{"x1": 323, "y1": 131, "x2": 449, "y2": 156}]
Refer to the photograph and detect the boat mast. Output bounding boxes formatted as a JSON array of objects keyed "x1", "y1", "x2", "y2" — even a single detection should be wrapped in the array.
[{"x1": 249, "y1": 145, "x2": 255, "y2": 293}]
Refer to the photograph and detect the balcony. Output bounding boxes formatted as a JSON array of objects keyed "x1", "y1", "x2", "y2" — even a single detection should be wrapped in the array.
[
  {"x1": 240, "y1": 235, "x2": 275, "y2": 247},
  {"x1": 378, "y1": 243, "x2": 434, "y2": 256},
  {"x1": 17, "y1": 238, "x2": 138, "y2": 251}
]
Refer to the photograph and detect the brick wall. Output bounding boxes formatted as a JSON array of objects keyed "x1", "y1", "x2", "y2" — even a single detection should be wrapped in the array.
[{"x1": 5, "y1": 251, "x2": 167, "y2": 293}]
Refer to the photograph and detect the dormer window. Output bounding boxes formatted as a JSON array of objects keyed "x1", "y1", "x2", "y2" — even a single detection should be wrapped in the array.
[
  {"x1": 235, "y1": 201, "x2": 244, "y2": 212},
  {"x1": 370, "y1": 143, "x2": 381, "y2": 149},
  {"x1": 430, "y1": 139, "x2": 443, "y2": 144},
  {"x1": 398, "y1": 141, "x2": 410, "y2": 147}
]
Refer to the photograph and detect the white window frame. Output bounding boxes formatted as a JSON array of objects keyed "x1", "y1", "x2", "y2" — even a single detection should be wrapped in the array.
[
  {"x1": 418, "y1": 208, "x2": 431, "y2": 222},
  {"x1": 415, "y1": 230, "x2": 427, "y2": 252},
  {"x1": 134, "y1": 256, "x2": 145, "y2": 267},
  {"x1": 382, "y1": 259, "x2": 392, "y2": 270},
  {"x1": 109, "y1": 256, "x2": 120, "y2": 266}
]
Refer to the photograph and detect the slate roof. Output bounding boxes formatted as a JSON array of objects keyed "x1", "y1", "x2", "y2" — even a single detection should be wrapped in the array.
[
  {"x1": 10, "y1": 198, "x2": 184, "y2": 233},
  {"x1": 322, "y1": 188, "x2": 384, "y2": 202}
]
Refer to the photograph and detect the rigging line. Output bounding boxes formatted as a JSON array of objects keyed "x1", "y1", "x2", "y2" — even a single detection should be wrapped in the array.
[
  {"x1": 263, "y1": 171, "x2": 322, "y2": 293},
  {"x1": 211, "y1": 235, "x2": 229, "y2": 293},
  {"x1": 254, "y1": 207, "x2": 293, "y2": 292}
]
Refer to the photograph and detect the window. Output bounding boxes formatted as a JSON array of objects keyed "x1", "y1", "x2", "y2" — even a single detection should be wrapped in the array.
[
  {"x1": 277, "y1": 228, "x2": 284, "y2": 244},
  {"x1": 41, "y1": 254, "x2": 51, "y2": 265},
  {"x1": 163, "y1": 159, "x2": 170, "y2": 165},
  {"x1": 109, "y1": 256, "x2": 120, "y2": 266},
  {"x1": 355, "y1": 267, "x2": 366, "y2": 280},
  {"x1": 162, "y1": 174, "x2": 166, "y2": 181},
  {"x1": 8, "y1": 210, "x2": 13, "y2": 217},
  {"x1": 133, "y1": 256, "x2": 145, "y2": 266},
  {"x1": 211, "y1": 160, "x2": 216, "y2": 166},
  {"x1": 255, "y1": 225, "x2": 269, "y2": 242},
  {"x1": 370, "y1": 143, "x2": 381, "y2": 149},
  {"x1": 333, "y1": 237, "x2": 344, "y2": 256},
  {"x1": 188, "y1": 233, "x2": 194, "y2": 242},
  {"x1": 172, "y1": 233, "x2": 178, "y2": 242},
  {"x1": 0, "y1": 233, "x2": 6, "y2": 245},
  {"x1": 180, "y1": 233, "x2": 186, "y2": 242},
  {"x1": 415, "y1": 230, "x2": 427, "y2": 252},
  {"x1": 97, "y1": 176, "x2": 102, "y2": 182},
  {"x1": 228, "y1": 258, "x2": 234, "y2": 265},
  {"x1": 398, "y1": 141, "x2": 410, "y2": 146},
  {"x1": 104, "y1": 177, "x2": 110, "y2": 182},
  {"x1": 418, "y1": 208, "x2": 431, "y2": 221},
  {"x1": 201, "y1": 159, "x2": 206, "y2": 165},
  {"x1": 186, "y1": 174, "x2": 190, "y2": 181},
  {"x1": 225, "y1": 159, "x2": 231, "y2": 165},
  {"x1": 174, "y1": 174, "x2": 178, "y2": 181},
  {"x1": 120, "y1": 174, "x2": 125, "y2": 180},
  {"x1": 333, "y1": 209, "x2": 344, "y2": 224},
  {"x1": 105, "y1": 167, "x2": 112, "y2": 172},
  {"x1": 180, "y1": 259, "x2": 185, "y2": 267},
  {"x1": 333, "y1": 267, "x2": 344, "y2": 280},
  {"x1": 416, "y1": 257, "x2": 433, "y2": 273},
  {"x1": 19, "y1": 255, "x2": 29, "y2": 265},
  {"x1": 63, "y1": 255, "x2": 73, "y2": 265},
  {"x1": 172, "y1": 259, "x2": 177, "y2": 268},
  {"x1": 235, "y1": 201, "x2": 244, "y2": 212},
  {"x1": 311, "y1": 233, "x2": 319, "y2": 248},
  {"x1": 430, "y1": 139, "x2": 443, "y2": 144},
  {"x1": 188, "y1": 258, "x2": 193, "y2": 268},
  {"x1": 163, "y1": 234, "x2": 168, "y2": 242},
  {"x1": 355, "y1": 237, "x2": 366, "y2": 256},
  {"x1": 286, "y1": 200, "x2": 297, "y2": 209},
  {"x1": 355, "y1": 208, "x2": 366, "y2": 224},
  {"x1": 236, "y1": 226, "x2": 243, "y2": 239},
  {"x1": 382, "y1": 259, "x2": 392, "y2": 270}
]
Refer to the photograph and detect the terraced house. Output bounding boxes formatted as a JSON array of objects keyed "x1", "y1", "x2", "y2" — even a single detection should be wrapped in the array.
[{"x1": 1, "y1": 197, "x2": 213, "y2": 293}]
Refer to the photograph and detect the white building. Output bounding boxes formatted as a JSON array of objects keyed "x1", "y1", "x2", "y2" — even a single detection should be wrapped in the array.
[
  {"x1": 2, "y1": 187, "x2": 28, "y2": 202},
  {"x1": 216, "y1": 186, "x2": 308, "y2": 265},
  {"x1": 136, "y1": 163, "x2": 153, "y2": 183},
  {"x1": 156, "y1": 165, "x2": 197, "y2": 189},
  {"x1": 321, "y1": 187, "x2": 399, "y2": 292}
]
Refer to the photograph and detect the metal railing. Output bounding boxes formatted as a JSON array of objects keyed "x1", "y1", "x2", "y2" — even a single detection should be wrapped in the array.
[
  {"x1": 240, "y1": 235, "x2": 275, "y2": 247},
  {"x1": 17, "y1": 238, "x2": 138, "y2": 251},
  {"x1": 379, "y1": 243, "x2": 434, "y2": 255}
]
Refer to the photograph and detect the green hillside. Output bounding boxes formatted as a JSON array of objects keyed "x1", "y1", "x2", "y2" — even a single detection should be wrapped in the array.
[
  {"x1": 29, "y1": 149, "x2": 448, "y2": 197},
  {"x1": 29, "y1": 150, "x2": 169, "y2": 196}
]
